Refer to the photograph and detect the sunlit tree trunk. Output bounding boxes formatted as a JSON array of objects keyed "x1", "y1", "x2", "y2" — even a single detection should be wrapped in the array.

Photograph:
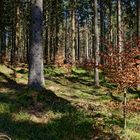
[
  {"x1": 94, "y1": 0, "x2": 100, "y2": 87},
  {"x1": 71, "y1": 0, "x2": 76, "y2": 63},
  {"x1": 117, "y1": 0, "x2": 123, "y2": 56},
  {"x1": 138, "y1": 0, "x2": 140, "y2": 37},
  {"x1": 137, "y1": 0, "x2": 140, "y2": 89},
  {"x1": 28, "y1": 0, "x2": 45, "y2": 91}
]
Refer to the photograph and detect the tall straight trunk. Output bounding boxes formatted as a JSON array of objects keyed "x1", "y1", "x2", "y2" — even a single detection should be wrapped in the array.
[
  {"x1": 0, "y1": 0, "x2": 2, "y2": 22},
  {"x1": 26, "y1": 22, "x2": 30, "y2": 64},
  {"x1": 47, "y1": 10, "x2": 51, "y2": 64},
  {"x1": 11, "y1": 18, "x2": 15, "y2": 65},
  {"x1": 123, "y1": 88, "x2": 127, "y2": 129},
  {"x1": 1, "y1": 27, "x2": 6, "y2": 63},
  {"x1": 109, "y1": 0, "x2": 113, "y2": 44},
  {"x1": 28, "y1": 0, "x2": 45, "y2": 91},
  {"x1": 100, "y1": 0, "x2": 104, "y2": 65},
  {"x1": 15, "y1": 0, "x2": 20, "y2": 64},
  {"x1": 77, "y1": 19, "x2": 80, "y2": 60},
  {"x1": 85, "y1": 21, "x2": 89, "y2": 59},
  {"x1": 138, "y1": 0, "x2": 140, "y2": 37},
  {"x1": 23, "y1": 20, "x2": 27, "y2": 62},
  {"x1": 137, "y1": 0, "x2": 140, "y2": 89},
  {"x1": 45, "y1": 23, "x2": 49, "y2": 64},
  {"x1": 0, "y1": 0, "x2": 6, "y2": 63},
  {"x1": 71, "y1": 0, "x2": 76, "y2": 63},
  {"x1": 64, "y1": 13, "x2": 68, "y2": 61},
  {"x1": 0, "y1": 0, "x2": 3, "y2": 46},
  {"x1": 91, "y1": 13, "x2": 94, "y2": 59},
  {"x1": 117, "y1": 0, "x2": 123, "y2": 54},
  {"x1": 54, "y1": 0, "x2": 59, "y2": 63},
  {"x1": 43, "y1": 0, "x2": 49, "y2": 64},
  {"x1": 25, "y1": 0, "x2": 31, "y2": 64},
  {"x1": 94, "y1": 0, "x2": 100, "y2": 87}
]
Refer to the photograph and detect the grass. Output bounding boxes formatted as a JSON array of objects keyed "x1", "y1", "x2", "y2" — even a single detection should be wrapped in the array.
[{"x1": 0, "y1": 64, "x2": 139, "y2": 140}]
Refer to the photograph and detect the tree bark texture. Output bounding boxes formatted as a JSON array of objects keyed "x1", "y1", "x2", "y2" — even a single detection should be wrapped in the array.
[
  {"x1": 28, "y1": 0, "x2": 45, "y2": 91},
  {"x1": 94, "y1": 0, "x2": 100, "y2": 87}
]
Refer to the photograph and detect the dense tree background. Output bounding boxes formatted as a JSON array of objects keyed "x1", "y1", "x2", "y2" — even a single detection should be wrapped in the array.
[
  {"x1": 0, "y1": 0, "x2": 140, "y2": 139},
  {"x1": 0, "y1": 0, "x2": 139, "y2": 87}
]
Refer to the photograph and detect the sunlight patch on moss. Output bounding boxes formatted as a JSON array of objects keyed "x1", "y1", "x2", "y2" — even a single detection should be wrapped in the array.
[
  {"x1": 0, "y1": 103, "x2": 10, "y2": 113},
  {"x1": 123, "y1": 129, "x2": 140, "y2": 140},
  {"x1": 0, "y1": 65, "x2": 13, "y2": 75},
  {"x1": 12, "y1": 112, "x2": 30, "y2": 121}
]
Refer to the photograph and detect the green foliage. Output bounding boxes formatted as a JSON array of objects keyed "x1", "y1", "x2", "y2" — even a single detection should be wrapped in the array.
[{"x1": 44, "y1": 66, "x2": 66, "y2": 77}]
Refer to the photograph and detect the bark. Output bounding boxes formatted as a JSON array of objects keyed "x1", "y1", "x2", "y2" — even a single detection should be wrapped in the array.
[
  {"x1": 109, "y1": 0, "x2": 113, "y2": 44},
  {"x1": 117, "y1": 0, "x2": 123, "y2": 53},
  {"x1": 123, "y1": 88, "x2": 127, "y2": 129},
  {"x1": 100, "y1": 0, "x2": 104, "y2": 65},
  {"x1": 85, "y1": 21, "x2": 89, "y2": 59},
  {"x1": 138, "y1": 0, "x2": 140, "y2": 37},
  {"x1": 1, "y1": 27, "x2": 6, "y2": 63},
  {"x1": 28, "y1": 0, "x2": 45, "y2": 91},
  {"x1": 43, "y1": 0, "x2": 49, "y2": 64},
  {"x1": 71, "y1": 0, "x2": 76, "y2": 63},
  {"x1": 0, "y1": 0, "x2": 6, "y2": 63},
  {"x1": 45, "y1": 23, "x2": 49, "y2": 64},
  {"x1": 77, "y1": 19, "x2": 80, "y2": 60},
  {"x1": 54, "y1": 0, "x2": 59, "y2": 63},
  {"x1": 15, "y1": 0, "x2": 20, "y2": 64},
  {"x1": 64, "y1": 13, "x2": 68, "y2": 61},
  {"x1": 0, "y1": 0, "x2": 3, "y2": 34},
  {"x1": 137, "y1": 0, "x2": 140, "y2": 89},
  {"x1": 94, "y1": 0, "x2": 100, "y2": 87}
]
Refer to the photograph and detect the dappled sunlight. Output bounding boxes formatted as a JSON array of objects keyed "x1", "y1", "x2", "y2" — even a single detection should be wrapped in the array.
[{"x1": 0, "y1": 65, "x2": 139, "y2": 139}]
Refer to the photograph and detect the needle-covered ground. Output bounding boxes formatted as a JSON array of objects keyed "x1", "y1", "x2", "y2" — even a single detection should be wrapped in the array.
[{"x1": 0, "y1": 64, "x2": 139, "y2": 140}]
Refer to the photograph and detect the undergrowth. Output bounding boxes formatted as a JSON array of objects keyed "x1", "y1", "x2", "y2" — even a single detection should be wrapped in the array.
[{"x1": 0, "y1": 64, "x2": 139, "y2": 140}]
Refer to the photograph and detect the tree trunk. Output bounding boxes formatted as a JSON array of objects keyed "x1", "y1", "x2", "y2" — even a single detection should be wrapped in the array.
[
  {"x1": 0, "y1": 0, "x2": 3, "y2": 54},
  {"x1": 94, "y1": 0, "x2": 100, "y2": 87},
  {"x1": 109, "y1": 0, "x2": 113, "y2": 44},
  {"x1": 15, "y1": 0, "x2": 20, "y2": 64},
  {"x1": 0, "y1": 0, "x2": 6, "y2": 63},
  {"x1": 1, "y1": 27, "x2": 6, "y2": 63},
  {"x1": 43, "y1": 0, "x2": 49, "y2": 64},
  {"x1": 100, "y1": 0, "x2": 104, "y2": 65},
  {"x1": 137, "y1": 0, "x2": 140, "y2": 89},
  {"x1": 71, "y1": 0, "x2": 76, "y2": 63},
  {"x1": 54, "y1": 3, "x2": 59, "y2": 63},
  {"x1": 28, "y1": 0, "x2": 45, "y2": 91},
  {"x1": 85, "y1": 21, "x2": 89, "y2": 60},
  {"x1": 117, "y1": 0, "x2": 123, "y2": 68},
  {"x1": 64, "y1": 12, "x2": 68, "y2": 61},
  {"x1": 123, "y1": 88, "x2": 127, "y2": 129},
  {"x1": 77, "y1": 18, "x2": 80, "y2": 60},
  {"x1": 137, "y1": 0, "x2": 140, "y2": 37}
]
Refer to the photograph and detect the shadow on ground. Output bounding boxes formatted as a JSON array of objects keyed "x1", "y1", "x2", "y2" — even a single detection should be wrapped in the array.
[
  {"x1": 0, "y1": 71, "x2": 75, "y2": 113},
  {"x1": 0, "y1": 112, "x2": 94, "y2": 140},
  {"x1": 0, "y1": 71, "x2": 121, "y2": 140}
]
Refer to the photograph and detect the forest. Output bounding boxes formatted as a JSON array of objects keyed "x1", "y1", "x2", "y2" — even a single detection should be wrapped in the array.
[{"x1": 0, "y1": 0, "x2": 140, "y2": 139}]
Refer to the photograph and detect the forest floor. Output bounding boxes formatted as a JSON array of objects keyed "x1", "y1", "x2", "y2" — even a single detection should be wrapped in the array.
[{"x1": 0, "y1": 64, "x2": 139, "y2": 140}]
